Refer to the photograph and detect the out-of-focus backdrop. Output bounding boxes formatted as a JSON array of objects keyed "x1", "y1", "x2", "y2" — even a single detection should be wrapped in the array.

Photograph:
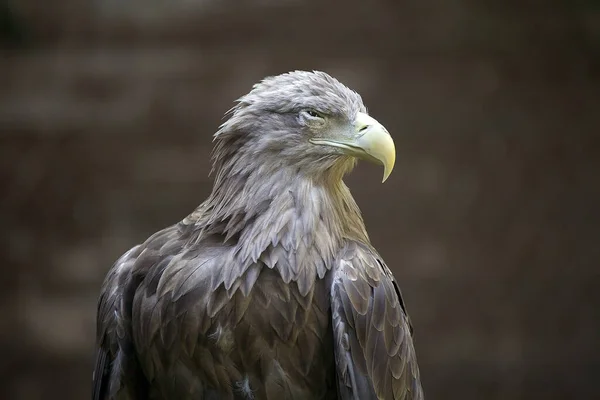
[{"x1": 1, "y1": 0, "x2": 599, "y2": 399}]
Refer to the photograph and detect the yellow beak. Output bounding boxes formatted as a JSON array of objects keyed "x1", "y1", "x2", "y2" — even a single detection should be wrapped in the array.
[{"x1": 310, "y1": 112, "x2": 396, "y2": 182}]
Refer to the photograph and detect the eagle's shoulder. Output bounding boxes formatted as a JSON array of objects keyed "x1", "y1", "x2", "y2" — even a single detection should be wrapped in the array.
[{"x1": 330, "y1": 240, "x2": 423, "y2": 399}]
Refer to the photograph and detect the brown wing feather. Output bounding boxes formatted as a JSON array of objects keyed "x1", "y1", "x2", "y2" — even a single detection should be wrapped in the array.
[
  {"x1": 94, "y1": 216, "x2": 337, "y2": 399},
  {"x1": 331, "y1": 241, "x2": 423, "y2": 400},
  {"x1": 128, "y1": 231, "x2": 335, "y2": 399},
  {"x1": 92, "y1": 244, "x2": 148, "y2": 400}
]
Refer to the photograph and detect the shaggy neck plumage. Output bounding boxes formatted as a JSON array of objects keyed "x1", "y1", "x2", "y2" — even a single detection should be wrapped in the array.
[{"x1": 188, "y1": 132, "x2": 369, "y2": 250}]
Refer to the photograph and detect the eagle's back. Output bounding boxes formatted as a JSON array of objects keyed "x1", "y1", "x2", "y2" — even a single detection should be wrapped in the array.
[{"x1": 95, "y1": 221, "x2": 338, "y2": 400}]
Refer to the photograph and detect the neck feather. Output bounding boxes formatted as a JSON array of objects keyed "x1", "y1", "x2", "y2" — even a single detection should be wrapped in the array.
[
  {"x1": 185, "y1": 136, "x2": 369, "y2": 251},
  {"x1": 182, "y1": 138, "x2": 370, "y2": 295}
]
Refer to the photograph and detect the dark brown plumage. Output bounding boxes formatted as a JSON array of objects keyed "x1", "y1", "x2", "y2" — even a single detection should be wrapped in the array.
[{"x1": 92, "y1": 71, "x2": 423, "y2": 399}]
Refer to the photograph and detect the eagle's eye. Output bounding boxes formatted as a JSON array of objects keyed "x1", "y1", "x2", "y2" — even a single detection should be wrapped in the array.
[
  {"x1": 299, "y1": 109, "x2": 326, "y2": 128},
  {"x1": 303, "y1": 110, "x2": 324, "y2": 119}
]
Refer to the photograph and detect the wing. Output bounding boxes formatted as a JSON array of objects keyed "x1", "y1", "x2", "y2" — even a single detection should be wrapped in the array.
[
  {"x1": 92, "y1": 244, "x2": 148, "y2": 400},
  {"x1": 92, "y1": 218, "x2": 263, "y2": 399},
  {"x1": 124, "y1": 222, "x2": 264, "y2": 399},
  {"x1": 331, "y1": 241, "x2": 423, "y2": 400},
  {"x1": 92, "y1": 222, "x2": 195, "y2": 400}
]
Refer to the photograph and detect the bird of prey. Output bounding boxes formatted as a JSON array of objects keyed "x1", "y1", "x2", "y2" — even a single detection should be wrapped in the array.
[{"x1": 92, "y1": 70, "x2": 423, "y2": 400}]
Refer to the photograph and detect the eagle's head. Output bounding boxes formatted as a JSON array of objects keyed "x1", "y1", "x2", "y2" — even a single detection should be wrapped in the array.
[{"x1": 213, "y1": 70, "x2": 395, "y2": 184}]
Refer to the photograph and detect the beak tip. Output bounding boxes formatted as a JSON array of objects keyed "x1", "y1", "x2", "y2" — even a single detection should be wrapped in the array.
[
  {"x1": 381, "y1": 169, "x2": 392, "y2": 183},
  {"x1": 381, "y1": 155, "x2": 395, "y2": 183}
]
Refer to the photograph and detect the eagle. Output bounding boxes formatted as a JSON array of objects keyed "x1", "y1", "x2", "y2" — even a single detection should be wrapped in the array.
[{"x1": 92, "y1": 70, "x2": 423, "y2": 400}]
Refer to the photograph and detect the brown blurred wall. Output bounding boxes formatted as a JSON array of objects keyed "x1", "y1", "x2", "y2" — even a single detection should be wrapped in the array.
[{"x1": 1, "y1": 0, "x2": 599, "y2": 399}]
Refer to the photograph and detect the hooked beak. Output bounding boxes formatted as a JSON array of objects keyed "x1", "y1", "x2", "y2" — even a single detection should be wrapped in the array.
[{"x1": 310, "y1": 112, "x2": 396, "y2": 182}]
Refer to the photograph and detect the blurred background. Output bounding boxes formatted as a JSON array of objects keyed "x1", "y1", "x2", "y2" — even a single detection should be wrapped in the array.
[{"x1": 1, "y1": 0, "x2": 599, "y2": 399}]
